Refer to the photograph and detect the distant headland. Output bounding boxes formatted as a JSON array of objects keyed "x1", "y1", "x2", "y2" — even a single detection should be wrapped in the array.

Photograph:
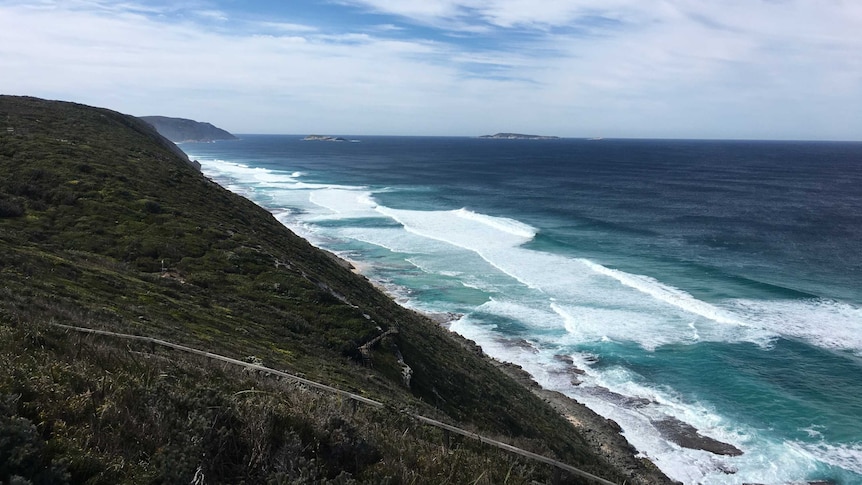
[
  {"x1": 479, "y1": 133, "x2": 559, "y2": 140},
  {"x1": 139, "y1": 115, "x2": 237, "y2": 143}
]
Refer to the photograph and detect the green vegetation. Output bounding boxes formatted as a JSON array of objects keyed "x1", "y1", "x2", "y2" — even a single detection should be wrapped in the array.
[{"x1": 0, "y1": 96, "x2": 664, "y2": 484}]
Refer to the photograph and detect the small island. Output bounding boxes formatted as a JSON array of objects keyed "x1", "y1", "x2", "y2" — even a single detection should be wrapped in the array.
[
  {"x1": 479, "y1": 133, "x2": 559, "y2": 140},
  {"x1": 303, "y1": 135, "x2": 348, "y2": 142}
]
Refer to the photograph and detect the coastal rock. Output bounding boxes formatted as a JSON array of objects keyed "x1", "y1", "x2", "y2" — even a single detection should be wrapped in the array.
[
  {"x1": 553, "y1": 354, "x2": 574, "y2": 365},
  {"x1": 606, "y1": 418, "x2": 623, "y2": 433},
  {"x1": 585, "y1": 386, "x2": 653, "y2": 409},
  {"x1": 424, "y1": 311, "x2": 464, "y2": 326},
  {"x1": 550, "y1": 355, "x2": 586, "y2": 385},
  {"x1": 510, "y1": 384, "x2": 678, "y2": 485},
  {"x1": 506, "y1": 337, "x2": 538, "y2": 352},
  {"x1": 494, "y1": 360, "x2": 540, "y2": 389},
  {"x1": 652, "y1": 417, "x2": 743, "y2": 456}
]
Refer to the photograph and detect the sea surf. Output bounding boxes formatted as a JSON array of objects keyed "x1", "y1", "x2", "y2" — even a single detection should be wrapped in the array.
[{"x1": 184, "y1": 135, "x2": 862, "y2": 484}]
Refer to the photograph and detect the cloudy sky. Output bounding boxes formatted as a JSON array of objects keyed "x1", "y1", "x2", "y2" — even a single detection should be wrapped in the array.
[{"x1": 1, "y1": 0, "x2": 860, "y2": 139}]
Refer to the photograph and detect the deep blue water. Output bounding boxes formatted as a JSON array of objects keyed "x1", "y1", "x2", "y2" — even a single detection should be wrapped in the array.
[{"x1": 183, "y1": 136, "x2": 862, "y2": 484}]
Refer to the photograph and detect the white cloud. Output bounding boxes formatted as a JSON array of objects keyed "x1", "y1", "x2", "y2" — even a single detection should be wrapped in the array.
[
  {"x1": 0, "y1": 0, "x2": 860, "y2": 138},
  {"x1": 256, "y1": 21, "x2": 320, "y2": 33},
  {"x1": 0, "y1": 1, "x2": 467, "y2": 133}
]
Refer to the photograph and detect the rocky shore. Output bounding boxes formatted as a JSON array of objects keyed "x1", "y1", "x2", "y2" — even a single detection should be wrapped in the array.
[
  {"x1": 321, "y1": 253, "x2": 747, "y2": 485},
  {"x1": 489, "y1": 359, "x2": 680, "y2": 485}
]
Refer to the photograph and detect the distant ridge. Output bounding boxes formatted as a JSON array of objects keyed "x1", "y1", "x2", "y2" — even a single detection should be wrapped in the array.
[
  {"x1": 479, "y1": 132, "x2": 559, "y2": 140},
  {"x1": 140, "y1": 115, "x2": 237, "y2": 143}
]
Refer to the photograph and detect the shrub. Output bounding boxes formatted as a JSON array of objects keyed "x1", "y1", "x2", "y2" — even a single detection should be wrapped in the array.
[
  {"x1": 142, "y1": 199, "x2": 162, "y2": 214},
  {"x1": 0, "y1": 394, "x2": 69, "y2": 485},
  {"x1": 0, "y1": 197, "x2": 24, "y2": 218}
]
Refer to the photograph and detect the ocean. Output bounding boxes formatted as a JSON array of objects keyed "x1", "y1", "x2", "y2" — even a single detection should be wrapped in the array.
[{"x1": 182, "y1": 135, "x2": 862, "y2": 484}]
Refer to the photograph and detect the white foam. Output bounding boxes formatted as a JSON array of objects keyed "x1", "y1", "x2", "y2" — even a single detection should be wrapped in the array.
[
  {"x1": 799, "y1": 441, "x2": 862, "y2": 475},
  {"x1": 339, "y1": 227, "x2": 449, "y2": 255},
  {"x1": 579, "y1": 260, "x2": 744, "y2": 326},
  {"x1": 552, "y1": 302, "x2": 679, "y2": 350},
  {"x1": 375, "y1": 206, "x2": 536, "y2": 250},
  {"x1": 367, "y1": 204, "x2": 786, "y2": 351},
  {"x1": 452, "y1": 208, "x2": 537, "y2": 239},
  {"x1": 202, "y1": 158, "x2": 300, "y2": 185},
  {"x1": 726, "y1": 298, "x2": 862, "y2": 356},
  {"x1": 476, "y1": 299, "x2": 562, "y2": 330},
  {"x1": 308, "y1": 189, "x2": 380, "y2": 218},
  {"x1": 800, "y1": 425, "x2": 825, "y2": 439},
  {"x1": 199, "y1": 158, "x2": 361, "y2": 192}
]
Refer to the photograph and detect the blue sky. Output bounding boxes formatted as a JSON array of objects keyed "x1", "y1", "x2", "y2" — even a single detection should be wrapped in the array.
[{"x1": 1, "y1": 0, "x2": 860, "y2": 139}]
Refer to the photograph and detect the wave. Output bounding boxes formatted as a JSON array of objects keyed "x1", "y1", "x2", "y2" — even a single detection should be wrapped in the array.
[
  {"x1": 552, "y1": 302, "x2": 689, "y2": 350},
  {"x1": 799, "y1": 441, "x2": 862, "y2": 476},
  {"x1": 197, "y1": 155, "x2": 862, "y2": 358},
  {"x1": 727, "y1": 298, "x2": 862, "y2": 356},
  {"x1": 363, "y1": 201, "x2": 860, "y2": 356},
  {"x1": 452, "y1": 208, "x2": 537, "y2": 239},
  {"x1": 375, "y1": 206, "x2": 537, "y2": 250},
  {"x1": 578, "y1": 260, "x2": 744, "y2": 326},
  {"x1": 307, "y1": 189, "x2": 379, "y2": 219},
  {"x1": 203, "y1": 159, "x2": 360, "y2": 191},
  {"x1": 194, "y1": 153, "x2": 862, "y2": 483},
  {"x1": 203, "y1": 159, "x2": 300, "y2": 185}
]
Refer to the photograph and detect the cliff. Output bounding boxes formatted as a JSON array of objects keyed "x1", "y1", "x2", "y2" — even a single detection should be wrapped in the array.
[
  {"x1": 0, "y1": 96, "x2": 672, "y2": 484},
  {"x1": 140, "y1": 115, "x2": 237, "y2": 143}
]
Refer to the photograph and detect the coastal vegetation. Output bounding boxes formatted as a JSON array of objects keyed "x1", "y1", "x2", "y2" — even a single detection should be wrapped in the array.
[{"x1": 0, "y1": 96, "x2": 671, "y2": 484}]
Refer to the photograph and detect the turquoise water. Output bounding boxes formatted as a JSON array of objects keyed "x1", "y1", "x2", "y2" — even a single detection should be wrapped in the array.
[{"x1": 184, "y1": 136, "x2": 862, "y2": 484}]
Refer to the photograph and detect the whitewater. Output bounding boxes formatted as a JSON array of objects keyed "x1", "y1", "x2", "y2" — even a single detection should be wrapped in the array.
[{"x1": 186, "y1": 136, "x2": 862, "y2": 484}]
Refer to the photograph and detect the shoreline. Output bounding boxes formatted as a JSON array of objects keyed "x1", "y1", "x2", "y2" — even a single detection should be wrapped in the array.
[
  {"x1": 258, "y1": 211, "x2": 839, "y2": 485},
  {"x1": 443, "y1": 322, "x2": 678, "y2": 485},
  {"x1": 330, "y1": 251, "x2": 678, "y2": 484},
  {"x1": 191, "y1": 151, "x2": 857, "y2": 485},
  {"x1": 196, "y1": 162, "x2": 758, "y2": 484}
]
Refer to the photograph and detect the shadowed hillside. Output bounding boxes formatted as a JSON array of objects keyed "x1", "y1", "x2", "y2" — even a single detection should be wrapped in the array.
[
  {"x1": 0, "y1": 95, "x2": 672, "y2": 484},
  {"x1": 140, "y1": 115, "x2": 237, "y2": 143}
]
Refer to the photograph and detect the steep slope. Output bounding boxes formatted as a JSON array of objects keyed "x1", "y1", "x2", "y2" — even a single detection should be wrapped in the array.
[
  {"x1": 140, "y1": 115, "x2": 237, "y2": 142},
  {"x1": 0, "y1": 96, "x2": 672, "y2": 484}
]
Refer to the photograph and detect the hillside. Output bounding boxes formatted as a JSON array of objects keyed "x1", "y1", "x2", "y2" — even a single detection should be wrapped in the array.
[
  {"x1": 140, "y1": 115, "x2": 237, "y2": 143},
  {"x1": 0, "y1": 96, "x2": 672, "y2": 484}
]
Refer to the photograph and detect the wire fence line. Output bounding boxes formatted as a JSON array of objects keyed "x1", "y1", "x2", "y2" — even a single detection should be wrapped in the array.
[{"x1": 51, "y1": 323, "x2": 620, "y2": 485}]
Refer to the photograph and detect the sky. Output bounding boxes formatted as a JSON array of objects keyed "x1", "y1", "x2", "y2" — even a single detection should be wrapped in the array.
[{"x1": 1, "y1": 0, "x2": 861, "y2": 139}]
